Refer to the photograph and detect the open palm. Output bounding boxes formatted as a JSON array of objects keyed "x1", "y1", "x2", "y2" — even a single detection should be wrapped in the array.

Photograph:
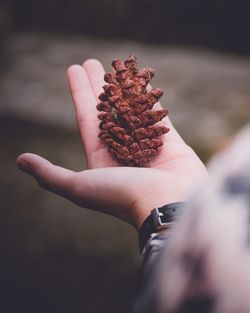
[{"x1": 17, "y1": 59, "x2": 208, "y2": 229}]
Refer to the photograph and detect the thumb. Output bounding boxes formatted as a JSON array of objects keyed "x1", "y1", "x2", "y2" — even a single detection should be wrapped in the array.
[
  {"x1": 16, "y1": 153, "x2": 136, "y2": 224},
  {"x1": 16, "y1": 153, "x2": 78, "y2": 200}
]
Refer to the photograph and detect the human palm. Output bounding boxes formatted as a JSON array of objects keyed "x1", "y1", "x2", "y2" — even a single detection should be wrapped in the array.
[{"x1": 17, "y1": 59, "x2": 207, "y2": 229}]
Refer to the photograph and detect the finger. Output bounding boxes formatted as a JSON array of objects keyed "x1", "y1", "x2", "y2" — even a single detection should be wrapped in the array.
[
  {"x1": 83, "y1": 59, "x2": 105, "y2": 100},
  {"x1": 16, "y1": 153, "x2": 79, "y2": 201},
  {"x1": 67, "y1": 65, "x2": 98, "y2": 120},
  {"x1": 16, "y1": 153, "x2": 136, "y2": 225},
  {"x1": 67, "y1": 65, "x2": 100, "y2": 159}
]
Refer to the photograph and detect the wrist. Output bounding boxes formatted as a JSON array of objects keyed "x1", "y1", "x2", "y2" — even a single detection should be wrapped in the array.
[
  {"x1": 132, "y1": 195, "x2": 187, "y2": 231},
  {"x1": 138, "y1": 202, "x2": 185, "y2": 253}
]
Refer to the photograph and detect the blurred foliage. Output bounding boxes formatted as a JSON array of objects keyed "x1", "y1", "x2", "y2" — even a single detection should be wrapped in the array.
[{"x1": 7, "y1": 0, "x2": 250, "y2": 53}]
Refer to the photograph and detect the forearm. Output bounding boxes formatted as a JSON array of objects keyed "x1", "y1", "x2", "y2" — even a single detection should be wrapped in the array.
[
  {"x1": 135, "y1": 231, "x2": 169, "y2": 313},
  {"x1": 135, "y1": 202, "x2": 184, "y2": 313}
]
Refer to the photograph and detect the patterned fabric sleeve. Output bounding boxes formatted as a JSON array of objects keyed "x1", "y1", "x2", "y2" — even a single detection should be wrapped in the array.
[{"x1": 135, "y1": 123, "x2": 250, "y2": 313}]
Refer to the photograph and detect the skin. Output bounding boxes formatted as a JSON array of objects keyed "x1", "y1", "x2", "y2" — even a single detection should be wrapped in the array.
[{"x1": 16, "y1": 59, "x2": 208, "y2": 230}]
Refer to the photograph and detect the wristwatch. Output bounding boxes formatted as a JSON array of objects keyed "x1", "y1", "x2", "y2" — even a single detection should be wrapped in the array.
[{"x1": 138, "y1": 202, "x2": 184, "y2": 252}]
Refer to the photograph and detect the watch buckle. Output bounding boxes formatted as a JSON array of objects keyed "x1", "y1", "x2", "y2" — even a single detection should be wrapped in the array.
[{"x1": 152, "y1": 208, "x2": 173, "y2": 230}]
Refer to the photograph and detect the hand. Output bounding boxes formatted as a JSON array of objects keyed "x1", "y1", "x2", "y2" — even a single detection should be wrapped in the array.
[{"x1": 16, "y1": 60, "x2": 208, "y2": 230}]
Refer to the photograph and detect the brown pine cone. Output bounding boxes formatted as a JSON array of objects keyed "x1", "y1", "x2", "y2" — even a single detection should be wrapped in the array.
[{"x1": 97, "y1": 55, "x2": 169, "y2": 166}]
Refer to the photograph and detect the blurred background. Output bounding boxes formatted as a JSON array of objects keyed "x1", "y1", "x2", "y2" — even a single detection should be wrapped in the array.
[{"x1": 1, "y1": 0, "x2": 250, "y2": 312}]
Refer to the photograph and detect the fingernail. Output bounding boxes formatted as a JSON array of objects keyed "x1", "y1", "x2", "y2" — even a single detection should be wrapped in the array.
[{"x1": 17, "y1": 159, "x2": 30, "y2": 173}]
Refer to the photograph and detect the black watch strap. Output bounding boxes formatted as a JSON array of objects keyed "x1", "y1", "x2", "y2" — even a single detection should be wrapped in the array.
[{"x1": 138, "y1": 202, "x2": 185, "y2": 253}]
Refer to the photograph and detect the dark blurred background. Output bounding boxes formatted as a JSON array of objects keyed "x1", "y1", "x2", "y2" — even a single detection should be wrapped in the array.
[
  {"x1": 7, "y1": 0, "x2": 250, "y2": 53},
  {"x1": 1, "y1": 0, "x2": 250, "y2": 312}
]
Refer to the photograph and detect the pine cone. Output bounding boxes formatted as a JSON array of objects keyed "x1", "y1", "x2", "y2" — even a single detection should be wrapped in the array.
[{"x1": 97, "y1": 55, "x2": 169, "y2": 166}]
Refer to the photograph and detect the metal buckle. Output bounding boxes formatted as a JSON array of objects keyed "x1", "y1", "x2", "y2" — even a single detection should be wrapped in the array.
[{"x1": 151, "y1": 208, "x2": 174, "y2": 230}]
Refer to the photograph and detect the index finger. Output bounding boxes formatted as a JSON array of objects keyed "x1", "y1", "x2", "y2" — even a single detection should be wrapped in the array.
[{"x1": 67, "y1": 65, "x2": 100, "y2": 161}]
